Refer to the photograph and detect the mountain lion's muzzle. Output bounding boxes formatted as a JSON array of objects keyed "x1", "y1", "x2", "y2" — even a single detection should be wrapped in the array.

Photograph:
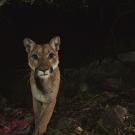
[{"x1": 35, "y1": 65, "x2": 53, "y2": 79}]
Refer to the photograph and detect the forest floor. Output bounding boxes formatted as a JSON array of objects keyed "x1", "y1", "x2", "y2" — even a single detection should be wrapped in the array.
[{"x1": 1, "y1": 51, "x2": 135, "y2": 135}]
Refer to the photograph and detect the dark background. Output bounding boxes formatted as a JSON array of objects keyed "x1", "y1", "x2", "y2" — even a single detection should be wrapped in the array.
[
  {"x1": 0, "y1": 0, "x2": 135, "y2": 105},
  {"x1": 0, "y1": 3, "x2": 89, "y2": 70}
]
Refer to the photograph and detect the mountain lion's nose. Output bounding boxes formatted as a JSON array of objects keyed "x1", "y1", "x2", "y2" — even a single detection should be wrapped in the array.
[
  {"x1": 39, "y1": 68, "x2": 53, "y2": 74},
  {"x1": 37, "y1": 66, "x2": 49, "y2": 72}
]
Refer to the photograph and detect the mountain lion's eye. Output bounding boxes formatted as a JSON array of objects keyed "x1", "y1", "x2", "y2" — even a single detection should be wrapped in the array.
[
  {"x1": 31, "y1": 54, "x2": 38, "y2": 60},
  {"x1": 48, "y1": 53, "x2": 55, "y2": 59}
]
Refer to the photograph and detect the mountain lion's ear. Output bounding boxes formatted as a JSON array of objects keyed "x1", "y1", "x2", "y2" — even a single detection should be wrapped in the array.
[
  {"x1": 23, "y1": 38, "x2": 36, "y2": 53},
  {"x1": 49, "y1": 36, "x2": 61, "y2": 51}
]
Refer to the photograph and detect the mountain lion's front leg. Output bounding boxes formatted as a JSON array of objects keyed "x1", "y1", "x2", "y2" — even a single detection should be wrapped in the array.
[
  {"x1": 23, "y1": 36, "x2": 61, "y2": 135},
  {"x1": 34, "y1": 99, "x2": 56, "y2": 135},
  {"x1": 32, "y1": 98, "x2": 42, "y2": 127}
]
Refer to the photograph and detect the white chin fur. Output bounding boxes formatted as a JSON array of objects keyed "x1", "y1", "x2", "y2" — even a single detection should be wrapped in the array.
[
  {"x1": 39, "y1": 75, "x2": 50, "y2": 79},
  {"x1": 37, "y1": 70, "x2": 50, "y2": 79}
]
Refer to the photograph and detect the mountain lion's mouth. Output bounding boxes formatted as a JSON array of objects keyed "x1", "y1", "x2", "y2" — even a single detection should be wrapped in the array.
[
  {"x1": 39, "y1": 74, "x2": 48, "y2": 77},
  {"x1": 36, "y1": 70, "x2": 50, "y2": 79}
]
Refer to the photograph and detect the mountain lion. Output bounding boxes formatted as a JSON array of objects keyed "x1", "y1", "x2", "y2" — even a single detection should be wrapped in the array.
[{"x1": 24, "y1": 36, "x2": 61, "y2": 135}]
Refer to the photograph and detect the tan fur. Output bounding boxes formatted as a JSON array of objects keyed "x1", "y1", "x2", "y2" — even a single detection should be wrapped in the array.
[{"x1": 24, "y1": 36, "x2": 61, "y2": 135}]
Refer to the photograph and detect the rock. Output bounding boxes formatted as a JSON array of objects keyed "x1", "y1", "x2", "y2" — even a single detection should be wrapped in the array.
[
  {"x1": 46, "y1": 128, "x2": 63, "y2": 135},
  {"x1": 118, "y1": 51, "x2": 135, "y2": 62},
  {"x1": 103, "y1": 78, "x2": 122, "y2": 91},
  {"x1": 74, "y1": 127, "x2": 84, "y2": 134},
  {"x1": 99, "y1": 105, "x2": 128, "y2": 131},
  {"x1": 56, "y1": 118, "x2": 73, "y2": 132},
  {"x1": 113, "y1": 105, "x2": 128, "y2": 123}
]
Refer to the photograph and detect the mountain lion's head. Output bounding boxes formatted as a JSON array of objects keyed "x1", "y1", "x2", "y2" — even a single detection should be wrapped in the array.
[{"x1": 24, "y1": 36, "x2": 61, "y2": 79}]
